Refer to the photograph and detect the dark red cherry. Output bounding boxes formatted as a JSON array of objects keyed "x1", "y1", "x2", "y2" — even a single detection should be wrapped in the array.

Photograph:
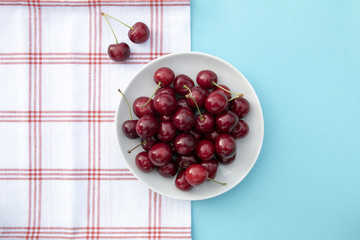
[
  {"x1": 231, "y1": 119, "x2": 249, "y2": 139},
  {"x1": 156, "y1": 121, "x2": 177, "y2": 142},
  {"x1": 155, "y1": 86, "x2": 176, "y2": 97},
  {"x1": 173, "y1": 132, "x2": 197, "y2": 155},
  {"x1": 213, "y1": 84, "x2": 231, "y2": 99},
  {"x1": 172, "y1": 107, "x2": 195, "y2": 132},
  {"x1": 135, "y1": 151, "x2": 155, "y2": 172},
  {"x1": 175, "y1": 170, "x2": 193, "y2": 191},
  {"x1": 148, "y1": 142, "x2": 172, "y2": 166},
  {"x1": 153, "y1": 93, "x2": 176, "y2": 115},
  {"x1": 196, "y1": 70, "x2": 218, "y2": 89},
  {"x1": 176, "y1": 97, "x2": 191, "y2": 109},
  {"x1": 215, "y1": 110, "x2": 239, "y2": 133},
  {"x1": 108, "y1": 43, "x2": 130, "y2": 62},
  {"x1": 229, "y1": 97, "x2": 250, "y2": 118},
  {"x1": 203, "y1": 129, "x2": 219, "y2": 142},
  {"x1": 200, "y1": 159, "x2": 218, "y2": 179},
  {"x1": 133, "y1": 96, "x2": 156, "y2": 118},
  {"x1": 128, "y1": 22, "x2": 150, "y2": 43},
  {"x1": 153, "y1": 67, "x2": 175, "y2": 87},
  {"x1": 195, "y1": 140, "x2": 215, "y2": 162},
  {"x1": 194, "y1": 112, "x2": 214, "y2": 134},
  {"x1": 135, "y1": 115, "x2": 159, "y2": 138},
  {"x1": 218, "y1": 153, "x2": 236, "y2": 165},
  {"x1": 174, "y1": 74, "x2": 195, "y2": 95},
  {"x1": 157, "y1": 161, "x2": 178, "y2": 177},
  {"x1": 185, "y1": 164, "x2": 208, "y2": 186},
  {"x1": 176, "y1": 154, "x2": 198, "y2": 170},
  {"x1": 159, "y1": 114, "x2": 172, "y2": 121},
  {"x1": 141, "y1": 137, "x2": 158, "y2": 151},
  {"x1": 214, "y1": 134, "x2": 236, "y2": 159},
  {"x1": 186, "y1": 86, "x2": 207, "y2": 109},
  {"x1": 122, "y1": 120, "x2": 139, "y2": 139},
  {"x1": 204, "y1": 91, "x2": 228, "y2": 115},
  {"x1": 189, "y1": 129, "x2": 203, "y2": 142}
]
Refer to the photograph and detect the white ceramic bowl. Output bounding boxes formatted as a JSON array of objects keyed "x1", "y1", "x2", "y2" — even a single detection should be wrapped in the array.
[{"x1": 116, "y1": 52, "x2": 264, "y2": 201}]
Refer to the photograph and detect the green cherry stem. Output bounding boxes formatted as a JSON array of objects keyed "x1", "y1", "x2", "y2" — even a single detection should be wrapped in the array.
[
  {"x1": 118, "y1": 89, "x2": 133, "y2": 120},
  {"x1": 127, "y1": 140, "x2": 147, "y2": 154},
  {"x1": 140, "y1": 82, "x2": 161, "y2": 107},
  {"x1": 213, "y1": 81, "x2": 244, "y2": 97},
  {"x1": 208, "y1": 177, "x2": 227, "y2": 185},
  {"x1": 228, "y1": 95, "x2": 243, "y2": 102},
  {"x1": 184, "y1": 85, "x2": 204, "y2": 121},
  {"x1": 101, "y1": 12, "x2": 118, "y2": 44},
  {"x1": 101, "y1": 12, "x2": 134, "y2": 30}
]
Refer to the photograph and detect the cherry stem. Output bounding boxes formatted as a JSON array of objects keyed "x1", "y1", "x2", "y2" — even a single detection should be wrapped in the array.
[
  {"x1": 208, "y1": 177, "x2": 227, "y2": 186},
  {"x1": 101, "y1": 12, "x2": 134, "y2": 30},
  {"x1": 127, "y1": 140, "x2": 147, "y2": 154},
  {"x1": 118, "y1": 89, "x2": 133, "y2": 120},
  {"x1": 228, "y1": 95, "x2": 243, "y2": 102},
  {"x1": 140, "y1": 82, "x2": 161, "y2": 107},
  {"x1": 212, "y1": 81, "x2": 244, "y2": 97},
  {"x1": 101, "y1": 12, "x2": 118, "y2": 44},
  {"x1": 184, "y1": 85, "x2": 204, "y2": 121}
]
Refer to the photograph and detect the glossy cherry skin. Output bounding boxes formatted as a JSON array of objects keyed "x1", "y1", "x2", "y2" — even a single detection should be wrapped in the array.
[
  {"x1": 229, "y1": 97, "x2": 250, "y2": 118},
  {"x1": 156, "y1": 120, "x2": 177, "y2": 142},
  {"x1": 203, "y1": 129, "x2": 219, "y2": 142},
  {"x1": 195, "y1": 140, "x2": 215, "y2": 162},
  {"x1": 128, "y1": 22, "x2": 150, "y2": 43},
  {"x1": 176, "y1": 154, "x2": 198, "y2": 170},
  {"x1": 174, "y1": 74, "x2": 195, "y2": 95},
  {"x1": 175, "y1": 170, "x2": 193, "y2": 191},
  {"x1": 215, "y1": 110, "x2": 239, "y2": 133},
  {"x1": 155, "y1": 86, "x2": 176, "y2": 97},
  {"x1": 200, "y1": 159, "x2": 218, "y2": 179},
  {"x1": 153, "y1": 67, "x2": 175, "y2": 86},
  {"x1": 218, "y1": 153, "x2": 236, "y2": 165},
  {"x1": 185, "y1": 164, "x2": 208, "y2": 186},
  {"x1": 186, "y1": 86, "x2": 207, "y2": 109},
  {"x1": 153, "y1": 93, "x2": 176, "y2": 115},
  {"x1": 148, "y1": 142, "x2": 172, "y2": 166},
  {"x1": 176, "y1": 98, "x2": 191, "y2": 109},
  {"x1": 141, "y1": 136, "x2": 157, "y2": 151},
  {"x1": 194, "y1": 112, "x2": 214, "y2": 134},
  {"x1": 172, "y1": 107, "x2": 195, "y2": 132},
  {"x1": 135, "y1": 151, "x2": 155, "y2": 172},
  {"x1": 196, "y1": 70, "x2": 218, "y2": 89},
  {"x1": 204, "y1": 91, "x2": 228, "y2": 115},
  {"x1": 231, "y1": 119, "x2": 249, "y2": 139},
  {"x1": 173, "y1": 132, "x2": 197, "y2": 155},
  {"x1": 133, "y1": 96, "x2": 156, "y2": 118},
  {"x1": 157, "y1": 161, "x2": 178, "y2": 177},
  {"x1": 108, "y1": 43, "x2": 130, "y2": 62},
  {"x1": 122, "y1": 120, "x2": 139, "y2": 139},
  {"x1": 159, "y1": 114, "x2": 172, "y2": 121},
  {"x1": 214, "y1": 133, "x2": 236, "y2": 159},
  {"x1": 213, "y1": 84, "x2": 231, "y2": 99},
  {"x1": 190, "y1": 130, "x2": 203, "y2": 142},
  {"x1": 135, "y1": 115, "x2": 159, "y2": 138}
]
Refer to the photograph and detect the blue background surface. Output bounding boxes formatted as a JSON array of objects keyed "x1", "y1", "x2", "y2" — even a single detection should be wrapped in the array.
[{"x1": 191, "y1": 1, "x2": 360, "y2": 239}]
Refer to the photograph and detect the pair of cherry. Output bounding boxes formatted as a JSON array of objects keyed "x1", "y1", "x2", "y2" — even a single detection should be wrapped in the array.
[{"x1": 101, "y1": 12, "x2": 150, "y2": 62}]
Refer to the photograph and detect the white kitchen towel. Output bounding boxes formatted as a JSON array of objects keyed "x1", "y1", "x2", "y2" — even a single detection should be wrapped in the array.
[{"x1": 0, "y1": 0, "x2": 191, "y2": 239}]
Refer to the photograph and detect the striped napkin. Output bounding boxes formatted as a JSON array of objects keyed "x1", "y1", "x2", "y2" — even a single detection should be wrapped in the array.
[{"x1": 0, "y1": 0, "x2": 191, "y2": 239}]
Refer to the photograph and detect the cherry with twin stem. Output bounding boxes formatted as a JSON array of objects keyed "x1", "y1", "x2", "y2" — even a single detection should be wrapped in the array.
[{"x1": 183, "y1": 85, "x2": 204, "y2": 121}]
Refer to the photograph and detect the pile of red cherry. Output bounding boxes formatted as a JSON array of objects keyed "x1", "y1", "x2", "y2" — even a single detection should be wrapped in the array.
[{"x1": 120, "y1": 67, "x2": 250, "y2": 191}]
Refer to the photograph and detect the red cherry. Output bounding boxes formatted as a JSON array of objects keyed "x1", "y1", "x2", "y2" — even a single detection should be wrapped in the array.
[
  {"x1": 185, "y1": 86, "x2": 208, "y2": 109},
  {"x1": 156, "y1": 121, "x2": 177, "y2": 142},
  {"x1": 189, "y1": 129, "x2": 203, "y2": 142},
  {"x1": 175, "y1": 170, "x2": 193, "y2": 191},
  {"x1": 172, "y1": 107, "x2": 195, "y2": 132},
  {"x1": 141, "y1": 136, "x2": 158, "y2": 151},
  {"x1": 213, "y1": 84, "x2": 231, "y2": 99},
  {"x1": 148, "y1": 142, "x2": 172, "y2": 166},
  {"x1": 108, "y1": 43, "x2": 130, "y2": 62},
  {"x1": 157, "y1": 161, "x2": 178, "y2": 177},
  {"x1": 128, "y1": 22, "x2": 150, "y2": 43},
  {"x1": 214, "y1": 134, "x2": 236, "y2": 159},
  {"x1": 204, "y1": 91, "x2": 228, "y2": 115},
  {"x1": 194, "y1": 112, "x2": 214, "y2": 134},
  {"x1": 203, "y1": 129, "x2": 219, "y2": 142},
  {"x1": 229, "y1": 97, "x2": 250, "y2": 118},
  {"x1": 135, "y1": 115, "x2": 159, "y2": 138},
  {"x1": 135, "y1": 151, "x2": 155, "y2": 172},
  {"x1": 176, "y1": 154, "x2": 198, "y2": 170},
  {"x1": 200, "y1": 159, "x2": 218, "y2": 179},
  {"x1": 122, "y1": 120, "x2": 139, "y2": 139},
  {"x1": 174, "y1": 74, "x2": 195, "y2": 95},
  {"x1": 195, "y1": 140, "x2": 215, "y2": 162},
  {"x1": 153, "y1": 93, "x2": 176, "y2": 115},
  {"x1": 231, "y1": 119, "x2": 249, "y2": 139},
  {"x1": 215, "y1": 110, "x2": 239, "y2": 133},
  {"x1": 218, "y1": 153, "x2": 237, "y2": 165},
  {"x1": 159, "y1": 114, "x2": 172, "y2": 121},
  {"x1": 196, "y1": 70, "x2": 218, "y2": 89},
  {"x1": 153, "y1": 67, "x2": 175, "y2": 87},
  {"x1": 155, "y1": 86, "x2": 176, "y2": 97},
  {"x1": 176, "y1": 97, "x2": 191, "y2": 109},
  {"x1": 185, "y1": 164, "x2": 208, "y2": 186},
  {"x1": 133, "y1": 96, "x2": 156, "y2": 118},
  {"x1": 173, "y1": 132, "x2": 197, "y2": 155}
]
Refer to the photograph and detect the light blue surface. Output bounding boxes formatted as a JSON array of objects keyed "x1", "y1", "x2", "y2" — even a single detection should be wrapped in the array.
[{"x1": 191, "y1": 1, "x2": 360, "y2": 239}]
